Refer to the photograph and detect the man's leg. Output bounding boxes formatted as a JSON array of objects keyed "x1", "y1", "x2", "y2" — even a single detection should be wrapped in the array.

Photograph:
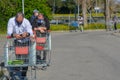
[
  {"x1": 114, "y1": 22, "x2": 117, "y2": 30},
  {"x1": 14, "y1": 40, "x2": 29, "y2": 79},
  {"x1": 8, "y1": 67, "x2": 14, "y2": 77},
  {"x1": 43, "y1": 51, "x2": 47, "y2": 62},
  {"x1": 36, "y1": 51, "x2": 41, "y2": 63},
  {"x1": 8, "y1": 67, "x2": 21, "y2": 79},
  {"x1": 80, "y1": 25, "x2": 84, "y2": 32},
  {"x1": 21, "y1": 67, "x2": 28, "y2": 76}
]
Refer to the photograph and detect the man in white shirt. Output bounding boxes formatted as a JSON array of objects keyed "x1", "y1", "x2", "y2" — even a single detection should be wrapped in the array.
[
  {"x1": 78, "y1": 15, "x2": 84, "y2": 32},
  {"x1": 7, "y1": 12, "x2": 33, "y2": 39},
  {"x1": 7, "y1": 12, "x2": 33, "y2": 80}
]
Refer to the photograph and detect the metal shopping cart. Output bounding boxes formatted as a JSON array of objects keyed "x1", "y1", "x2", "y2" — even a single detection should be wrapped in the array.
[
  {"x1": 1, "y1": 36, "x2": 37, "y2": 80},
  {"x1": 35, "y1": 30, "x2": 51, "y2": 70},
  {"x1": 0, "y1": 31, "x2": 52, "y2": 80}
]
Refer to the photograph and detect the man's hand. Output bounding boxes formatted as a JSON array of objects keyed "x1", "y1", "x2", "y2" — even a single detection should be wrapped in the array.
[
  {"x1": 30, "y1": 35, "x2": 35, "y2": 42},
  {"x1": 34, "y1": 28, "x2": 37, "y2": 31},
  {"x1": 13, "y1": 34, "x2": 22, "y2": 39},
  {"x1": 13, "y1": 32, "x2": 29, "y2": 39},
  {"x1": 22, "y1": 32, "x2": 28, "y2": 38},
  {"x1": 38, "y1": 27, "x2": 47, "y2": 33}
]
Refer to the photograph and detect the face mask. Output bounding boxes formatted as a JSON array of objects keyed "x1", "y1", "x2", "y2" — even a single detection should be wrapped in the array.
[
  {"x1": 37, "y1": 19, "x2": 42, "y2": 26},
  {"x1": 37, "y1": 19, "x2": 45, "y2": 26}
]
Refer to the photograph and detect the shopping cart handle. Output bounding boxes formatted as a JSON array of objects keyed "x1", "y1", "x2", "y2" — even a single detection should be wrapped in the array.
[
  {"x1": 7, "y1": 36, "x2": 12, "y2": 39},
  {"x1": 47, "y1": 30, "x2": 51, "y2": 32}
]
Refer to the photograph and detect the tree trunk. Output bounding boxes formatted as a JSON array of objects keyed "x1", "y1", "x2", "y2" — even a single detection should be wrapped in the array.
[
  {"x1": 82, "y1": 0, "x2": 87, "y2": 27},
  {"x1": 105, "y1": 0, "x2": 110, "y2": 31}
]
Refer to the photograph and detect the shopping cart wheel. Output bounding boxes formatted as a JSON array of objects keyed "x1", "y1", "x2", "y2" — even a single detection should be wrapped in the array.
[
  {"x1": 47, "y1": 64, "x2": 50, "y2": 67},
  {"x1": 41, "y1": 66, "x2": 47, "y2": 71}
]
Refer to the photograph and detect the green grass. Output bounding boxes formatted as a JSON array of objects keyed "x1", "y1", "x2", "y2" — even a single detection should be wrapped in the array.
[
  {"x1": 54, "y1": 13, "x2": 120, "y2": 17},
  {"x1": 54, "y1": 13, "x2": 104, "y2": 17},
  {"x1": 85, "y1": 23, "x2": 105, "y2": 30},
  {"x1": 50, "y1": 24, "x2": 70, "y2": 31}
]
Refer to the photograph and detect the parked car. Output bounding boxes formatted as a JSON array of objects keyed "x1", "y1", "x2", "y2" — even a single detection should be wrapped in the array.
[{"x1": 50, "y1": 20, "x2": 64, "y2": 24}]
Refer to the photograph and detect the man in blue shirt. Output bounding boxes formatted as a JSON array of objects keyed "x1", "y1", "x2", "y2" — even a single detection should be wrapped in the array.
[{"x1": 30, "y1": 9, "x2": 39, "y2": 25}]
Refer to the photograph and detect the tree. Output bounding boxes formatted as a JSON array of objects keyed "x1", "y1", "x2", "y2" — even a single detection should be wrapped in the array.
[
  {"x1": 47, "y1": 0, "x2": 76, "y2": 14},
  {"x1": 82, "y1": 0, "x2": 87, "y2": 27},
  {"x1": 0, "y1": 0, "x2": 51, "y2": 33},
  {"x1": 105, "y1": 0, "x2": 110, "y2": 31},
  {"x1": 24, "y1": 0, "x2": 51, "y2": 19},
  {"x1": 0, "y1": 0, "x2": 20, "y2": 33}
]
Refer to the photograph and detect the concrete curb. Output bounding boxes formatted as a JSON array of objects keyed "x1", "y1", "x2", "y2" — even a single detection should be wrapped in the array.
[{"x1": 51, "y1": 29, "x2": 106, "y2": 33}]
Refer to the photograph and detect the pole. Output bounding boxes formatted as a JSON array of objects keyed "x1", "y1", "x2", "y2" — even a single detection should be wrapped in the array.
[
  {"x1": 90, "y1": 10, "x2": 92, "y2": 23},
  {"x1": 74, "y1": 0, "x2": 77, "y2": 21},
  {"x1": 96, "y1": 0, "x2": 97, "y2": 15},
  {"x1": 53, "y1": 0, "x2": 55, "y2": 15},
  {"x1": 77, "y1": 0, "x2": 80, "y2": 17},
  {"x1": 77, "y1": 0, "x2": 80, "y2": 31},
  {"x1": 22, "y1": 0, "x2": 24, "y2": 14}
]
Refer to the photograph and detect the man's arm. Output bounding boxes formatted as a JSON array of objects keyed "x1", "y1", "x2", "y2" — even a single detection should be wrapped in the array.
[
  {"x1": 25, "y1": 19, "x2": 33, "y2": 36},
  {"x1": 29, "y1": 15, "x2": 34, "y2": 24},
  {"x1": 31, "y1": 18, "x2": 37, "y2": 30},
  {"x1": 7, "y1": 18, "x2": 13, "y2": 36},
  {"x1": 44, "y1": 16, "x2": 50, "y2": 30}
]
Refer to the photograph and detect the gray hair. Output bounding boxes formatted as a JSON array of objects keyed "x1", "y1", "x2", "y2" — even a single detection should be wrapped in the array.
[{"x1": 15, "y1": 12, "x2": 24, "y2": 18}]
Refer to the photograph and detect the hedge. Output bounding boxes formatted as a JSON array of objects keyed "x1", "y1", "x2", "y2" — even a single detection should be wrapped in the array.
[
  {"x1": 1, "y1": 23, "x2": 120, "y2": 34},
  {"x1": 50, "y1": 23, "x2": 106, "y2": 31}
]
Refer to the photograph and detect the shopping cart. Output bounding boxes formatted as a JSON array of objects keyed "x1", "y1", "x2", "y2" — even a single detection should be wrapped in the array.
[
  {"x1": 35, "y1": 30, "x2": 51, "y2": 70},
  {"x1": 1, "y1": 36, "x2": 37, "y2": 80},
  {"x1": 0, "y1": 30, "x2": 52, "y2": 80}
]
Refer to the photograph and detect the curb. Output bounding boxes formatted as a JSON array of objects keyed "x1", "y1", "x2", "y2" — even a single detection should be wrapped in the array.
[{"x1": 51, "y1": 29, "x2": 106, "y2": 33}]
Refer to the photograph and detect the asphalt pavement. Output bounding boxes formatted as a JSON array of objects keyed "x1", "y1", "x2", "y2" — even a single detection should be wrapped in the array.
[
  {"x1": 37, "y1": 31, "x2": 120, "y2": 80},
  {"x1": 1, "y1": 31, "x2": 120, "y2": 80}
]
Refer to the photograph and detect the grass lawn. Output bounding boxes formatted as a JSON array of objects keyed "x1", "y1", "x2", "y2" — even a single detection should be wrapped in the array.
[{"x1": 54, "y1": 13, "x2": 104, "y2": 17}]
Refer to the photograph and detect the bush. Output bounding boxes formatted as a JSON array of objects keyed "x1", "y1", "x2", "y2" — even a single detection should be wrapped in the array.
[
  {"x1": 117, "y1": 23, "x2": 120, "y2": 29},
  {"x1": 50, "y1": 23, "x2": 106, "y2": 31},
  {"x1": 0, "y1": 0, "x2": 52, "y2": 34},
  {"x1": 0, "y1": 23, "x2": 114, "y2": 34},
  {"x1": 85, "y1": 23, "x2": 105, "y2": 30},
  {"x1": 0, "y1": 22, "x2": 7, "y2": 34},
  {"x1": 50, "y1": 24, "x2": 70, "y2": 31}
]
